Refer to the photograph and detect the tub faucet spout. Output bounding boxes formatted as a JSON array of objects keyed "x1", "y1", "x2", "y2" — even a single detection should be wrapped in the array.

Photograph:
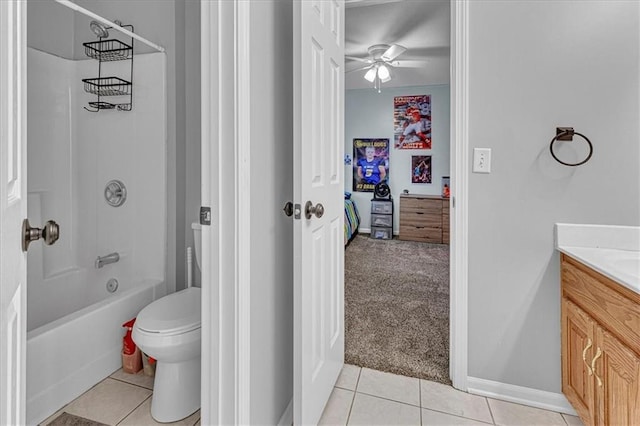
[{"x1": 95, "y1": 252, "x2": 119, "y2": 269}]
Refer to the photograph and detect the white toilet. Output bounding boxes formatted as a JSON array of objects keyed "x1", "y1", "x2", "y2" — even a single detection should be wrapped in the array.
[{"x1": 133, "y1": 223, "x2": 202, "y2": 422}]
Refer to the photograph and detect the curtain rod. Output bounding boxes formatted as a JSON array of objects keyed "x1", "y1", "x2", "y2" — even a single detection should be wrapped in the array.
[{"x1": 54, "y1": 0, "x2": 166, "y2": 53}]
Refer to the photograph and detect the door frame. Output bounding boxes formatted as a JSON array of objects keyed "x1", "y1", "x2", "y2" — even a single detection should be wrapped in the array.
[
  {"x1": 449, "y1": 0, "x2": 469, "y2": 391},
  {"x1": 201, "y1": 0, "x2": 469, "y2": 422}
]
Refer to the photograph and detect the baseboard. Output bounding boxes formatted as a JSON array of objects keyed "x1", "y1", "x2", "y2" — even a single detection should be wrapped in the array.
[
  {"x1": 467, "y1": 376, "x2": 577, "y2": 416},
  {"x1": 277, "y1": 399, "x2": 293, "y2": 426}
]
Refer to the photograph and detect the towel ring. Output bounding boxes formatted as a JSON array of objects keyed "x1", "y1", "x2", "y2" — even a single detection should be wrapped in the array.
[{"x1": 549, "y1": 127, "x2": 593, "y2": 167}]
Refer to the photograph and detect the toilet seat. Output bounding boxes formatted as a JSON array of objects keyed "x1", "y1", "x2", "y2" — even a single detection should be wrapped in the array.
[{"x1": 136, "y1": 287, "x2": 201, "y2": 336}]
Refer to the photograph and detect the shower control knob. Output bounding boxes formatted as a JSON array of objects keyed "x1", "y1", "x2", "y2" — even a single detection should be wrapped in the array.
[{"x1": 22, "y1": 219, "x2": 60, "y2": 252}]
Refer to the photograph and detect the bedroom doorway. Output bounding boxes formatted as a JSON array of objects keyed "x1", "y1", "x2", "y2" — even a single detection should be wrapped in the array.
[{"x1": 343, "y1": 0, "x2": 453, "y2": 386}]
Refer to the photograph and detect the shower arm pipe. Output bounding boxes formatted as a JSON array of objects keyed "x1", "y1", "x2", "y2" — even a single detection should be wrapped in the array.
[{"x1": 54, "y1": 0, "x2": 166, "y2": 53}]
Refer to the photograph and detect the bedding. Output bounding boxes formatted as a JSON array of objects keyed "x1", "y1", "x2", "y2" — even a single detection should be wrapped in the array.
[{"x1": 344, "y1": 197, "x2": 360, "y2": 245}]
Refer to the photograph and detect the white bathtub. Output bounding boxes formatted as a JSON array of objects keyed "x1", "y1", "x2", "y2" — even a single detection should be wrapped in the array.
[{"x1": 26, "y1": 279, "x2": 166, "y2": 425}]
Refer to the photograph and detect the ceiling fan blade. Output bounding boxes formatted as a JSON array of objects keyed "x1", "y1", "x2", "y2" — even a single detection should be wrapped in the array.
[
  {"x1": 345, "y1": 55, "x2": 372, "y2": 63},
  {"x1": 346, "y1": 65, "x2": 373, "y2": 74},
  {"x1": 381, "y1": 44, "x2": 407, "y2": 62},
  {"x1": 394, "y1": 59, "x2": 430, "y2": 68}
]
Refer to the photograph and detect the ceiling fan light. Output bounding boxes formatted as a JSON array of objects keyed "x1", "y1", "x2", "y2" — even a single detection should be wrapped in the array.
[
  {"x1": 378, "y1": 64, "x2": 391, "y2": 82},
  {"x1": 363, "y1": 67, "x2": 377, "y2": 82}
]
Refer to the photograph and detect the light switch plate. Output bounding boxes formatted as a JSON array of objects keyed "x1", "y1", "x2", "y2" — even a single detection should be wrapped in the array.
[{"x1": 473, "y1": 148, "x2": 492, "y2": 173}]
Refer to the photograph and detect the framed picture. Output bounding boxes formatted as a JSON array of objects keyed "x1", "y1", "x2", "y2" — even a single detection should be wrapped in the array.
[
  {"x1": 353, "y1": 138, "x2": 389, "y2": 192},
  {"x1": 442, "y1": 176, "x2": 450, "y2": 198},
  {"x1": 411, "y1": 155, "x2": 431, "y2": 184},
  {"x1": 394, "y1": 95, "x2": 431, "y2": 149}
]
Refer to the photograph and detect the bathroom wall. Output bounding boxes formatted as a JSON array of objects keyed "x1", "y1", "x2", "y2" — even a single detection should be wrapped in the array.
[
  {"x1": 26, "y1": 49, "x2": 79, "y2": 330},
  {"x1": 28, "y1": 0, "x2": 200, "y2": 293},
  {"x1": 26, "y1": 50, "x2": 166, "y2": 331},
  {"x1": 466, "y1": 0, "x2": 639, "y2": 396},
  {"x1": 27, "y1": 0, "x2": 75, "y2": 58},
  {"x1": 248, "y1": 0, "x2": 294, "y2": 423},
  {"x1": 184, "y1": 0, "x2": 202, "y2": 287},
  {"x1": 345, "y1": 85, "x2": 450, "y2": 233}
]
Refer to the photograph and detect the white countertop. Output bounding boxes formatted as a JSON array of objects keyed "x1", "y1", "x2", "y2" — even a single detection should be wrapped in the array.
[{"x1": 555, "y1": 223, "x2": 640, "y2": 294}]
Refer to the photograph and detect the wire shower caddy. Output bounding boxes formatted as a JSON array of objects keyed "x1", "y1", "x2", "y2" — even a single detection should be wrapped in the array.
[{"x1": 82, "y1": 24, "x2": 134, "y2": 112}]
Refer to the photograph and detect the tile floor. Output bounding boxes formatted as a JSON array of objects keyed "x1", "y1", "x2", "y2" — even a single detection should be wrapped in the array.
[
  {"x1": 319, "y1": 365, "x2": 584, "y2": 426},
  {"x1": 41, "y1": 364, "x2": 583, "y2": 426},
  {"x1": 41, "y1": 369, "x2": 200, "y2": 426}
]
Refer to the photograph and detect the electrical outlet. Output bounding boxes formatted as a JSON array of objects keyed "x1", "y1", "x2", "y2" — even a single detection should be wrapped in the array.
[{"x1": 473, "y1": 148, "x2": 492, "y2": 173}]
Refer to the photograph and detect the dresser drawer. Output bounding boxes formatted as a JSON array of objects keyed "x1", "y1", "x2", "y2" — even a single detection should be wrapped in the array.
[
  {"x1": 399, "y1": 225, "x2": 442, "y2": 243},
  {"x1": 400, "y1": 197, "x2": 442, "y2": 215},
  {"x1": 401, "y1": 211, "x2": 441, "y2": 228}
]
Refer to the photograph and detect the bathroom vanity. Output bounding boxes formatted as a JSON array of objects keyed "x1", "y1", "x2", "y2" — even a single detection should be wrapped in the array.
[{"x1": 556, "y1": 224, "x2": 640, "y2": 425}]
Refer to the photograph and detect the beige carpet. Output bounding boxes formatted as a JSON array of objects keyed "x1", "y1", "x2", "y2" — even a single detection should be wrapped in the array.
[{"x1": 345, "y1": 234, "x2": 450, "y2": 384}]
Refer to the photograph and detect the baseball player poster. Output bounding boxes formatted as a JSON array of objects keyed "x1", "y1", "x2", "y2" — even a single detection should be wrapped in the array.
[
  {"x1": 353, "y1": 138, "x2": 389, "y2": 192},
  {"x1": 411, "y1": 155, "x2": 432, "y2": 184},
  {"x1": 393, "y1": 95, "x2": 431, "y2": 149}
]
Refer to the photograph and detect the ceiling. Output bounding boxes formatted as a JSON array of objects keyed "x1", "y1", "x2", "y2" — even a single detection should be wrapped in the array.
[{"x1": 345, "y1": 0, "x2": 450, "y2": 90}]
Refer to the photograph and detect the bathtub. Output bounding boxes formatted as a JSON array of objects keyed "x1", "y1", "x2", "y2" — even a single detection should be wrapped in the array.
[{"x1": 26, "y1": 279, "x2": 166, "y2": 425}]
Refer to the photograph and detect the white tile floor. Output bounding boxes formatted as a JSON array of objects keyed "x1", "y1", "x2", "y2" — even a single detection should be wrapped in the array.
[
  {"x1": 41, "y1": 369, "x2": 200, "y2": 426},
  {"x1": 41, "y1": 364, "x2": 582, "y2": 426},
  {"x1": 319, "y1": 365, "x2": 584, "y2": 426}
]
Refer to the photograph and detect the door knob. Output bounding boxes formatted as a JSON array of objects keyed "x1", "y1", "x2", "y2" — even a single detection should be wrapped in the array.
[
  {"x1": 22, "y1": 219, "x2": 60, "y2": 252},
  {"x1": 305, "y1": 201, "x2": 324, "y2": 219}
]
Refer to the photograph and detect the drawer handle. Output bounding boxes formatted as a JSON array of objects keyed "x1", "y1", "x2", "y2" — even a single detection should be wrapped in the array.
[
  {"x1": 416, "y1": 212, "x2": 424, "y2": 215},
  {"x1": 591, "y1": 347, "x2": 603, "y2": 387},
  {"x1": 416, "y1": 226, "x2": 425, "y2": 229},
  {"x1": 581, "y1": 338, "x2": 593, "y2": 376}
]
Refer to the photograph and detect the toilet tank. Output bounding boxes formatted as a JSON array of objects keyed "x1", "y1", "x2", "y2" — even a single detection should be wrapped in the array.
[{"x1": 191, "y1": 222, "x2": 202, "y2": 270}]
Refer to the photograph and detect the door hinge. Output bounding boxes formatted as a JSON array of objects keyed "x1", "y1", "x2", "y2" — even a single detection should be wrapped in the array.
[
  {"x1": 200, "y1": 206, "x2": 211, "y2": 225},
  {"x1": 452, "y1": 196, "x2": 455, "y2": 209}
]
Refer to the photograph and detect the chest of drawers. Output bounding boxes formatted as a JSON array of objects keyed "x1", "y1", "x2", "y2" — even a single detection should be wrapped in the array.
[{"x1": 399, "y1": 194, "x2": 449, "y2": 244}]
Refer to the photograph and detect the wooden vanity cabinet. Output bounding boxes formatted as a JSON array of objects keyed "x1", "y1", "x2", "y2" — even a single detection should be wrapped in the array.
[{"x1": 561, "y1": 254, "x2": 640, "y2": 425}]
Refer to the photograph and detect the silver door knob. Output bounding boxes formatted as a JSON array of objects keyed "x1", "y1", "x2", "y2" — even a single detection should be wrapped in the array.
[
  {"x1": 305, "y1": 201, "x2": 324, "y2": 219},
  {"x1": 22, "y1": 219, "x2": 59, "y2": 252}
]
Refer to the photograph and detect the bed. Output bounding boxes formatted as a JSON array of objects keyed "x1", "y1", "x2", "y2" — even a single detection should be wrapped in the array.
[{"x1": 344, "y1": 193, "x2": 361, "y2": 245}]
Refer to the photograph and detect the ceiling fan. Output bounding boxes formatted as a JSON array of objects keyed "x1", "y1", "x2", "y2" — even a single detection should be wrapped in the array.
[{"x1": 346, "y1": 44, "x2": 428, "y2": 92}]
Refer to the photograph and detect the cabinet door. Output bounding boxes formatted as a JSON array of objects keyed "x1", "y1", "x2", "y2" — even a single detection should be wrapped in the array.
[
  {"x1": 595, "y1": 328, "x2": 640, "y2": 425},
  {"x1": 562, "y1": 298, "x2": 597, "y2": 425}
]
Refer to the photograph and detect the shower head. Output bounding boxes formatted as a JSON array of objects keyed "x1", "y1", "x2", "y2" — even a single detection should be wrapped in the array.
[{"x1": 90, "y1": 20, "x2": 109, "y2": 38}]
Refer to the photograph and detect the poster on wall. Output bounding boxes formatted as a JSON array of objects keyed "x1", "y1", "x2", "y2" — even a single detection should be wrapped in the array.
[
  {"x1": 353, "y1": 138, "x2": 389, "y2": 192},
  {"x1": 394, "y1": 95, "x2": 431, "y2": 149},
  {"x1": 411, "y1": 155, "x2": 432, "y2": 184}
]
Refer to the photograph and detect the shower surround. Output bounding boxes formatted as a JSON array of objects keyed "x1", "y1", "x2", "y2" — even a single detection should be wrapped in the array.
[{"x1": 26, "y1": 48, "x2": 167, "y2": 424}]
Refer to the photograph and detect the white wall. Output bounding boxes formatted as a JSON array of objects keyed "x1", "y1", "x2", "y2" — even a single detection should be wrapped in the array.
[
  {"x1": 27, "y1": 0, "x2": 75, "y2": 58},
  {"x1": 184, "y1": 0, "x2": 202, "y2": 286},
  {"x1": 345, "y1": 85, "x2": 450, "y2": 232},
  {"x1": 26, "y1": 50, "x2": 166, "y2": 331},
  {"x1": 71, "y1": 0, "x2": 192, "y2": 293},
  {"x1": 467, "y1": 0, "x2": 639, "y2": 395},
  {"x1": 249, "y1": 1, "x2": 294, "y2": 423},
  {"x1": 28, "y1": 0, "x2": 200, "y2": 293}
]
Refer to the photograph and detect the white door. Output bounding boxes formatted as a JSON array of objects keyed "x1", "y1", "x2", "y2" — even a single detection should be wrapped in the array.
[
  {"x1": 0, "y1": 0, "x2": 27, "y2": 425},
  {"x1": 293, "y1": 1, "x2": 345, "y2": 424}
]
